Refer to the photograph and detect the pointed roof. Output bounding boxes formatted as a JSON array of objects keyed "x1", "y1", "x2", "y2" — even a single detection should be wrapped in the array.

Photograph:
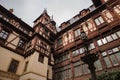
[
  {"x1": 50, "y1": 15, "x2": 56, "y2": 26},
  {"x1": 34, "y1": 9, "x2": 50, "y2": 22},
  {"x1": 42, "y1": 8, "x2": 47, "y2": 14}
]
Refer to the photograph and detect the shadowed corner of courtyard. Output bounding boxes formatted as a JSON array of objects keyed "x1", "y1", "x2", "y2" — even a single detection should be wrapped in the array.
[{"x1": 89, "y1": 71, "x2": 120, "y2": 80}]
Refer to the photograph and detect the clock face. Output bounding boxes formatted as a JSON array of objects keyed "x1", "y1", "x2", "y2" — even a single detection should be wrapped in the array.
[{"x1": 80, "y1": 32, "x2": 87, "y2": 40}]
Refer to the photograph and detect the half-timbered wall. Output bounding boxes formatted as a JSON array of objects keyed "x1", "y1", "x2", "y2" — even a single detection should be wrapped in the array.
[
  {"x1": 54, "y1": 1, "x2": 120, "y2": 80},
  {"x1": 0, "y1": 0, "x2": 120, "y2": 80}
]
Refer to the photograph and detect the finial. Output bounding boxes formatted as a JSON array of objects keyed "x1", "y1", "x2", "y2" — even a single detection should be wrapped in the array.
[
  {"x1": 9, "y1": 8, "x2": 14, "y2": 13},
  {"x1": 51, "y1": 15, "x2": 54, "y2": 21},
  {"x1": 43, "y1": 8, "x2": 47, "y2": 14}
]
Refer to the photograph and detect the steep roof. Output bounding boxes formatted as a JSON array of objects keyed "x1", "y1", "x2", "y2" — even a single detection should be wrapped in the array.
[{"x1": 33, "y1": 9, "x2": 50, "y2": 22}]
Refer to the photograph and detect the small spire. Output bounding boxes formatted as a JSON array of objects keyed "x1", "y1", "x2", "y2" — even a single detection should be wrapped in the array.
[
  {"x1": 43, "y1": 8, "x2": 47, "y2": 14},
  {"x1": 51, "y1": 15, "x2": 54, "y2": 21}
]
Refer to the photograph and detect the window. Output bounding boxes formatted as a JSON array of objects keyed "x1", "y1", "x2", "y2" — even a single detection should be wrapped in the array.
[
  {"x1": 63, "y1": 31, "x2": 74, "y2": 46},
  {"x1": 24, "y1": 61, "x2": 28, "y2": 72},
  {"x1": 87, "y1": 19, "x2": 96, "y2": 32},
  {"x1": 108, "y1": 50, "x2": 113, "y2": 54},
  {"x1": 116, "y1": 31, "x2": 120, "y2": 38},
  {"x1": 106, "y1": 35, "x2": 113, "y2": 42},
  {"x1": 111, "y1": 33, "x2": 118, "y2": 40},
  {"x1": 8, "y1": 59, "x2": 19, "y2": 73},
  {"x1": 102, "y1": 38, "x2": 107, "y2": 44},
  {"x1": 0, "y1": 29, "x2": 9, "y2": 40},
  {"x1": 97, "y1": 31, "x2": 120, "y2": 46},
  {"x1": 68, "y1": 68, "x2": 72, "y2": 78},
  {"x1": 102, "y1": 47, "x2": 120, "y2": 68},
  {"x1": 57, "y1": 38, "x2": 63, "y2": 46},
  {"x1": 104, "y1": 57, "x2": 112, "y2": 68},
  {"x1": 97, "y1": 39, "x2": 103, "y2": 46},
  {"x1": 79, "y1": 48, "x2": 84, "y2": 54},
  {"x1": 103, "y1": 0, "x2": 108, "y2": 2},
  {"x1": 82, "y1": 23, "x2": 89, "y2": 34},
  {"x1": 68, "y1": 31, "x2": 74, "y2": 42},
  {"x1": 40, "y1": 48, "x2": 45, "y2": 53},
  {"x1": 41, "y1": 42, "x2": 47, "y2": 48},
  {"x1": 0, "y1": 14, "x2": 2, "y2": 18},
  {"x1": 115, "y1": 52, "x2": 120, "y2": 62},
  {"x1": 73, "y1": 62, "x2": 83, "y2": 77},
  {"x1": 72, "y1": 51, "x2": 76, "y2": 56},
  {"x1": 63, "y1": 52, "x2": 69, "y2": 61},
  {"x1": 72, "y1": 49, "x2": 79, "y2": 56},
  {"x1": 112, "y1": 47, "x2": 119, "y2": 52},
  {"x1": 55, "y1": 52, "x2": 70, "y2": 63},
  {"x1": 38, "y1": 54, "x2": 44, "y2": 63},
  {"x1": 55, "y1": 65, "x2": 71, "y2": 80},
  {"x1": 89, "y1": 43, "x2": 95, "y2": 50},
  {"x1": 63, "y1": 33, "x2": 69, "y2": 46},
  {"x1": 102, "y1": 52, "x2": 107, "y2": 56},
  {"x1": 102, "y1": 10, "x2": 114, "y2": 23},
  {"x1": 94, "y1": 16, "x2": 104, "y2": 26},
  {"x1": 82, "y1": 64, "x2": 90, "y2": 74},
  {"x1": 19, "y1": 26, "x2": 24, "y2": 31},
  {"x1": 75, "y1": 50, "x2": 79, "y2": 55},
  {"x1": 95, "y1": 60, "x2": 102, "y2": 71},
  {"x1": 110, "y1": 55, "x2": 119, "y2": 66},
  {"x1": 74, "y1": 66, "x2": 82, "y2": 76},
  {"x1": 114, "y1": 4, "x2": 120, "y2": 16},
  {"x1": 17, "y1": 39, "x2": 26, "y2": 49},
  {"x1": 74, "y1": 29, "x2": 81, "y2": 37}
]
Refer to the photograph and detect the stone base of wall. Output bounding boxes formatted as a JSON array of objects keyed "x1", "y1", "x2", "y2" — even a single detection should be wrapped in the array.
[
  {"x1": 0, "y1": 70, "x2": 19, "y2": 80},
  {"x1": 20, "y1": 72, "x2": 47, "y2": 80}
]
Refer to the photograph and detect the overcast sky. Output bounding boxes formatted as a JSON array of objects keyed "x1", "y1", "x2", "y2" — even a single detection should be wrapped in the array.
[{"x1": 0, "y1": 0, "x2": 93, "y2": 27}]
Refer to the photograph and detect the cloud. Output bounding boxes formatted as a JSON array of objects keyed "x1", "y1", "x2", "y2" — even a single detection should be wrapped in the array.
[{"x1": 0, "y1": 0, "x2": 92, "y2": 26}]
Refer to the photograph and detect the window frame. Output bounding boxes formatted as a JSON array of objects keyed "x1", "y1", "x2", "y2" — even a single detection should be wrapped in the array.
[
  {"x1": 8, "y1": 59, "x2": 19, "y2": 73},
  {"x1": 38, "y1": 54, "x2": 44, "y2": 63},
  {"x1": 0, "y1": 29, "x2": 10, "y2": 42},
  {"x1": 57, "y1": 38, "x2": 63, "y2": 46},
  {"x1": 74, "y1": 28, "x2": 81, "y2": 37},
  {"x1": 94, "y1": 16, "x2": 105, "y2": 26},
  {"x1": 17, "y1": 39, "x2": 26, "y2": 50}
]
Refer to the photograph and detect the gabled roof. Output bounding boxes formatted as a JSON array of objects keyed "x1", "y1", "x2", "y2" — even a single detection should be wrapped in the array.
[{"x1": 0, "y1": 4, "x2": 33, "y2": 32}]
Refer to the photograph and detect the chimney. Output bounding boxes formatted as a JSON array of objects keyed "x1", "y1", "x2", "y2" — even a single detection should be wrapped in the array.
[
  {"x1": 9, "y1": 9, "x2": 14, "y2": 13},
  {"x1": 91, "y1": 0, "x2": 102, "y2": 7}
]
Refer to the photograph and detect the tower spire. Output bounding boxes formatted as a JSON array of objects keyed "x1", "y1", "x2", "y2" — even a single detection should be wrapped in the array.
[
  {"x1": 51, "y1": 15, "x2": 54, "y2": 21},
  {"x1": 42, "y1": 8, "x2": 47, "y2": 14}
]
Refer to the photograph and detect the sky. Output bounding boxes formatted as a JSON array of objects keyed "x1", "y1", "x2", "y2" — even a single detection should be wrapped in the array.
[{"x1": 0, "y1": 0, "x2": 93, "y2": 27}]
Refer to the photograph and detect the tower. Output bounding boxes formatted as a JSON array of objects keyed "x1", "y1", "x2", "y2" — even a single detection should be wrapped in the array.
[
  {"x1": 34, "y1": 9, "x2": 57, "y2": 34},
  {"x1": 24, "y1": 9, "x2": 57, "y2": 80}
]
